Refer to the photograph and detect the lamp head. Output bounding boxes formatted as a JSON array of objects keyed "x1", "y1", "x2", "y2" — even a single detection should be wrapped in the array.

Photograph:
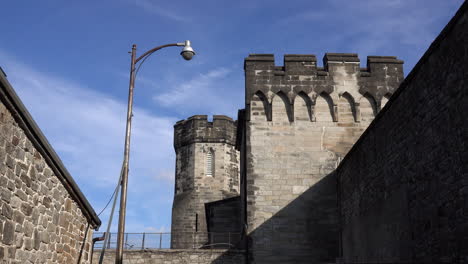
[{"x1": 180, "y1": 40, "x2": 195, "y2": 61}]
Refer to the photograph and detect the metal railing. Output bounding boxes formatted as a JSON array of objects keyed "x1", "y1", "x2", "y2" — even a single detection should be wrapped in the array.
[{"x1": 93, "y1": 232, "x2": 242, "y2": 250}]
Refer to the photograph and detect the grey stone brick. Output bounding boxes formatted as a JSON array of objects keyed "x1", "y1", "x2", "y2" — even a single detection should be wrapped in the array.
[
  {"x1": 2, "y1": 220, "x2": 15, "y2": 245},
  {"x1": 0, "y1": 89, "x2": 97, "y2": 263}
]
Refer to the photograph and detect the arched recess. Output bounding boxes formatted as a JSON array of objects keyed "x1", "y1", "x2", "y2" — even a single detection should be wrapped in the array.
[
  {"x1": 380, "y1": 93, "x2": 392, "y2": 110},
  {"x1": 338, "y1": 92, "x2": 357, "y2": 123},
  {"x1": 294, "y1": 92, "x2": 312, "y2": 122},
  {"x1": 314, "y1": 92, "x2": 335, "y2": 122},
  {"x1": 250, "y1": 91, "x2": 270, "y2": 121},
  {"x1": 359, "y1": 93, "x2": 377, "y2": 123},
  {"x1": 272, "y1": 91, "x2": 293, "y2": 122}
]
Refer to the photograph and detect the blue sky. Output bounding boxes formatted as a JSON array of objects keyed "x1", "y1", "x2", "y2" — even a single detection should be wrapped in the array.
[{"x1": 0, "y1": 0, "x2": 463, "y2": 234}]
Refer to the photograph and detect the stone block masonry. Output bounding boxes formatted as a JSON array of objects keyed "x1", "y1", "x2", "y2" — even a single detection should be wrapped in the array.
[
  {"x1": 243, "y1": 53, "x2": 403, "y2": 263},
  {"x1": 172, "y1": 115, "x2": 240, "y2": 249},
  {"x1": 338, "y1": 1, "x2": 468, "y2": 263},
  {"x1": 93, "y1": 249, "x2": 246, "y2": 264},
  {"x1": 0, "y1": 73, "x2": 100, "y2": 263}
]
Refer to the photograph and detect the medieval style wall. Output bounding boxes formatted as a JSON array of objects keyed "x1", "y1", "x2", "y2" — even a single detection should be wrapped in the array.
[
  {"x1": 338, "y1": 2, "x2": 468, "y2": 263},
  {"x1": 0, "y1": 74, "x2": 100, "y2": 263},
  {"x1": 171, "y1": 115, "x2": 240, "y2": 249},
  {"x1": 93, "y1": 249, "x2": 246, "y2": 264},
  {"x1": 244, "y1": 53, "x2": 403, "y2": 263}
]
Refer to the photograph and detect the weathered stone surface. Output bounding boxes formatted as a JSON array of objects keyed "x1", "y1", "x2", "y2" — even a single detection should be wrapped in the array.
[
  {"x1": 33, "y1": 229, "x2": 40, "y2": 250},
  {"x1": 13, "y1": 210, "x2": 24, "y2": 225},
  {"x1": 20, "y1": 203, "x2": 32, "y2": 216},
  {"x1": 338, "y1": 2, "x2": 468, "y2": 263},
  {"x1": 171, "y1": 116, "x2": 240, "y2": 248},
  {"x1": 242, "y1": 52, "x2": 403, "y2": 263},
  {"x1": 93, "y1": 249, "x2": 246, "y2": 264},
  {"x1": 2, "y1": 203, "x2": 12, "y2": 219},
  {"x1": 2, "y1": 221, "x2": 15, "y2": 245},
  {"x1": 0, "y1": 87, "x2": 97, "y2": 263}
]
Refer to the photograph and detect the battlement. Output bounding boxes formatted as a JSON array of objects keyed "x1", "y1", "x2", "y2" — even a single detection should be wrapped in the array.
[
  {"x1": 244, "y1": 53, "x2": 404, "y2": 121},
  {"x1": 244, "y1": 53, "x2": 403, "y2": 68},
  {"x1": 174, "y1": 115, "x2": 237, "y2": 149},
  {"x1": 245, "y1": 53, "x2": 403, "y2": 80}
]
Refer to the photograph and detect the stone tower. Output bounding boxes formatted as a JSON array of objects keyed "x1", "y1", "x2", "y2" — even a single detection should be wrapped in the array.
[
  {"x1": 242, "y1": 53, "x2": 404, "y2": 263},
  {"x1": 171, "y1": 115, "x2": 240, "y2": 248}
]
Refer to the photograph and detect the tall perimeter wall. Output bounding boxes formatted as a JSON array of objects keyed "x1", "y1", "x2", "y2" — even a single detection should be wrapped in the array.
[
  {"x1": 338, "y1": 2, "x2": 468, "y2": 263},
  {"x1": 93, "y1": 249, "x2": 246, "y2": 264},
  {"x1": 0, "y1": 73, "x2": 100, "y2": 263},
  {"x1": 244, "y1": 53, "x2": 403, "y2": 263},
  {"x1": 171, "y1": 115, "x2": 240, "y2": 249}
]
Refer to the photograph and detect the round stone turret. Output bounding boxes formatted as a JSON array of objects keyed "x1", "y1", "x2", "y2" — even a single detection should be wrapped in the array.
[{"x1": 171, "y1": 115, "x2": 239, "y2": 249}]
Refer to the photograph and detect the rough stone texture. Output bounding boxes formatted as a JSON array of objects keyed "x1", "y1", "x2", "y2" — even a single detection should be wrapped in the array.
[
  {"x1": 171, "y1": 115, "x2": 240, "y2": 249},
  {"x1": 93, "y1": 249, "x2": 246, "y2": 264},
  {"x1": 0, "y1": 98, "x2": 94, "y2": 263},
  {"x1": 243, "y1": 53, "x2": 403, "y2": 263},
  {"x1": 338, "y1": 3, "x2": 468, "y2": 263}
]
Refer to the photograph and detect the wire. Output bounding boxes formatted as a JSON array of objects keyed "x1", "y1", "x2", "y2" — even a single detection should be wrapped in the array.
[
  {"x1": 134, "y1": 52, "x2": 152, "y2": 77},
  {"x1": 96, "y1": 178, "x2": 120, "y2": 217}
]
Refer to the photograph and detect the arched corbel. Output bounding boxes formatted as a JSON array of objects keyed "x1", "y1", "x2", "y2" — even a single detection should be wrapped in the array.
[
  {"x1": 295, "y1": 91, "x2": 314, "y2": 122},
  {"x1": 275, "y1": 91, "x2": 294, "y2": 122},
  {"x1": 340, "y1": 92, "x2": 358, "y2": 122}
]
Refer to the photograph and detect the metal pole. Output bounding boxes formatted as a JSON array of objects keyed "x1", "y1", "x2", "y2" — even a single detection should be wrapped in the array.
[
  {"x1": 116, "y1": 44, "x2": 137, "y2": 264},
  {"x1": 142, "y1": 233, "x2": 145, "y2": 250},
  {"x1": 159, "y1": 233, "x2": 162, "y2": 249},
  {"x1": 99, "y1": 164, "x2": 124, "y2": 264}
]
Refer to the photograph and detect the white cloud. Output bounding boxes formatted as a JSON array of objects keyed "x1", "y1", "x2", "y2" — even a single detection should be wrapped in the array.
[
  {"x1": 152, "y1": 67, "x2": 237, "y2": 115},
  {"x1": 145, "y1": 226, "x2": 169, "y2": 232},
  {"x1": 1, "y1": 52, "x2": 178, "y2": 232},
  {"x1": 156, "y1": 168, "x2": 175, "y2": 182},
  {"x1": 276, "y1": 0, "x2": 462, "y2": 61},
  {"x1": 133, "y1": 0, "x2": 189, "y2": 22}
]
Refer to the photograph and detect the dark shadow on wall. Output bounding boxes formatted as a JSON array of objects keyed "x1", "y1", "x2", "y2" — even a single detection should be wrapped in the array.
[
  {"x1": 213, "y1": 172, "x2": 339, "y2": 264},
  {"x1": 77, "y1": 223, "x2": 91, "y2": 263}
]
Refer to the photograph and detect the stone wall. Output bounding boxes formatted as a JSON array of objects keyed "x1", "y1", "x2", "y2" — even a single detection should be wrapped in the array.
[
  {"x1": 93, "y1": 249, "x2": 246, "y2": 264},
  {"x1": 205, "y1": 196, "x2": 242, "y2": 247},
  {"x1": 338, "y1": 2, "x2": 468, "y2": 263},
  {"x1": 0, "y1": 100, "x2": 94, "y2": 263},
  {"x1": 243, "y1": 53, "x2": 403, "y2": 263},
  {"x1": 172, "y1": 115, "x2": 240, "y2": 249},
  {"x1": 0, "y1": 75, "x2": 100, "y2": 263}
]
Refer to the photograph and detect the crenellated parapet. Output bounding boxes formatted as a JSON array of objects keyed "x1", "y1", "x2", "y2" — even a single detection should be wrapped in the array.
[
  {"x1": 174, "y1": 115, "x2": 237, "y2": 149},
  {"x1": 244, "y1": 53, "x2": 404, "y2": 121}
]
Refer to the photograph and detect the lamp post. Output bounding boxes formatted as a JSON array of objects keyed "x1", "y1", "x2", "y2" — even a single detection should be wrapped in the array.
[{"x1": 116, "y1": 40, "x2": 195, "y2": 264}]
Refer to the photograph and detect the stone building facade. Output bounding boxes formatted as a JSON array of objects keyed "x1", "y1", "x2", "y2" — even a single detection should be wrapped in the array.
[
  {"x1": 0, "y1": 73, "x2": 101, "y2": 263},
  {"x1": 171, "y1": 2, "x2": 467, "y2": 263},
  {"x1": 171, "y1": 115, "x2": 240, "y2": 249},
  {"x1": 337, "y1": 2, "x2": 468, "y2": 263},
  {"x1": 241, "y1": 53, "x2": 402, "y2": 263},
  {"x1": 171, "y1": 53, "x2": 404, "y2": 262},
  {"x1": 93, "y1": 249, "x2": 245, "y2": 264}
]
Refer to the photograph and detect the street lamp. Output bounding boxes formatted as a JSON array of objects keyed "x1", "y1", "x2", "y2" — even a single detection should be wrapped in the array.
[{"x1": 115, "y1": 40, "x2": 195, "y2": 264}]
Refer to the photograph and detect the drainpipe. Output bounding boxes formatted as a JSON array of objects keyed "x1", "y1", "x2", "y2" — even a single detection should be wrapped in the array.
[{"x1": 90, "y1": 233, "x2": 106, "y2": 264}]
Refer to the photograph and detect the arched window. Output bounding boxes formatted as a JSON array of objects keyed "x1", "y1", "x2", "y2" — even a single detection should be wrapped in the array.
[{"x1": 206, "y1": 149, "x2": 215, "y2": 177}]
